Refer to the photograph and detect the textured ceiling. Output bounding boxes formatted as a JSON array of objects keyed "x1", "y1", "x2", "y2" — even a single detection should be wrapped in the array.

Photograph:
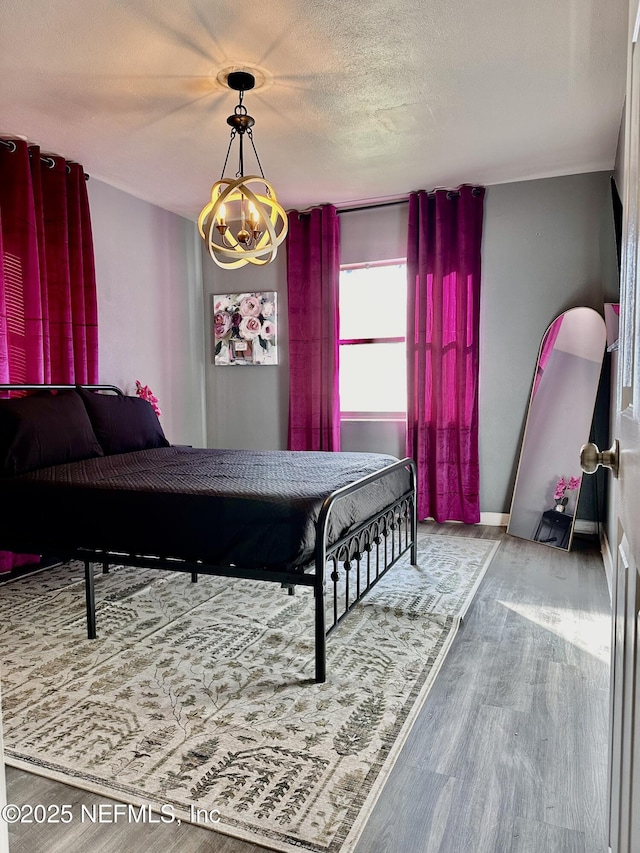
[{"x1": 0, "y1": 0, "x2": 629, "y2": 219}]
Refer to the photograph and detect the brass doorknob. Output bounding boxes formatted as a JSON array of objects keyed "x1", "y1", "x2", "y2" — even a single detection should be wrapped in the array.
[{"x1": 580, "y1": 440, "x2": 619, "y2": 478}]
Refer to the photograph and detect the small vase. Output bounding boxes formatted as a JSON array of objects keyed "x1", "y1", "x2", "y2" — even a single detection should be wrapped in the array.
[{"x1": 554, "y1": 503, "x2": 565, "y2": 513}]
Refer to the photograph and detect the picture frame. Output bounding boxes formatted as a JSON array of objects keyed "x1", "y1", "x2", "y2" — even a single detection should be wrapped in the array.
[{"x1": 212, "y1": 292, "x2": 278, "y2": 365}]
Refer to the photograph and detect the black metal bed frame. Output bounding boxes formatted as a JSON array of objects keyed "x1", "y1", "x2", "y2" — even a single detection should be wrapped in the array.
[{"x1": 0, "y1": 384, "x2": 417, "y2": 683}]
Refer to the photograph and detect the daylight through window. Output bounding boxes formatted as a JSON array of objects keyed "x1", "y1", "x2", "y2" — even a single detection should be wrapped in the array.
[{"x1": 339, "y1": 261, "x2": 407, "y2": 420}]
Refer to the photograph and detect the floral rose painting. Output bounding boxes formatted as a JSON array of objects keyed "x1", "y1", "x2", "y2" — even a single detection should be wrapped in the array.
[{"x1": 213, "y1": 292, "x2": 278, "y2": 365}]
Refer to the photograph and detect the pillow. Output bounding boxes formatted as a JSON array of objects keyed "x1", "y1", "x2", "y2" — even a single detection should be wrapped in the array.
[
  {"x1": 76, "y1": 387, "x2": 169, "y2": 455},
  {"x1": 0, "y1": 391, "x2": 104, "y2": 476}
]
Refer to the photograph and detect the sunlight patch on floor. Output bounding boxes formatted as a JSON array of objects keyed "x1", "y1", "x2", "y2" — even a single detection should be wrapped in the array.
[{"x1": 498, "y1": 600, "x2": 611, "y2": 664}]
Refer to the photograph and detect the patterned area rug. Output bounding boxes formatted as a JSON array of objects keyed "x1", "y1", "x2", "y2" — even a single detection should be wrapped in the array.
[{"x1": 0, "y1": 530, "x2": 499, "y2": 853}]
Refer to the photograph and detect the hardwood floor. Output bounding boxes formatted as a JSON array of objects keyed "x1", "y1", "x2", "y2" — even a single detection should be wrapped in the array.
[{"x1": 3, "y1": 524, "x2": 611, "y2": 853}]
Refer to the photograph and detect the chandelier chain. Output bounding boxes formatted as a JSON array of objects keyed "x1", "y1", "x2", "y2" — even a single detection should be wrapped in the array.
[
  {"x1": 219, "y1": 130, "x2": 236, "y2": 182},
  {"x1": 247, "y1": 128, "x2": 266, "y2": 181},
  {"x1": 237, "y1": 131, "x2": 244, "y2": 179}
]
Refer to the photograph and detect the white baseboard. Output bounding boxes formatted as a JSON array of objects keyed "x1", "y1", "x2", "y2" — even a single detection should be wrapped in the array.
[
  {"x1": 420, "y1": 513, "x2": 508, "y2": 527},
  {"x1": 480, "y1": 512, "x2": 509, "y2": 527},
  {"x1": 423, "y1": 512, "x2": 509, "y2": 527}
]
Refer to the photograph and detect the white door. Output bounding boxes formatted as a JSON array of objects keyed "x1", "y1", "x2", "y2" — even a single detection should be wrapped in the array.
[{"x1": 605, "y1": 1, "x2": 640, "y2": 849}]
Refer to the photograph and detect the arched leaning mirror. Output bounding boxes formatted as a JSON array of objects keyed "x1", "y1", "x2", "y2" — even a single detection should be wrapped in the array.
[{"x1": 507, "y1": 307, "x2": 607, "y2": 550}]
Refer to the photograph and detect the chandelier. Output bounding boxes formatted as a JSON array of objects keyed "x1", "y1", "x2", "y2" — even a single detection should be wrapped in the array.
[{"x1": 198, "y1": 71, "x2": 288, "y2": 269}]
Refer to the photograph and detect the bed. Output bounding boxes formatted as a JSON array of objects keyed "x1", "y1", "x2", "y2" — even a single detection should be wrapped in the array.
[{"x1": 0, "y1": 384, "x2": 417, "y2": 682}]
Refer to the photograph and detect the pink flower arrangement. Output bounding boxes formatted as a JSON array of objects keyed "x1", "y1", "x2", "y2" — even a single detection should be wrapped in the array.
[
  {"x1": 135, "y1": 380, "x2": 161, "y2": 417},
  {"x1": 553, "y1": 475, "x2": 581, "y2": 506}
]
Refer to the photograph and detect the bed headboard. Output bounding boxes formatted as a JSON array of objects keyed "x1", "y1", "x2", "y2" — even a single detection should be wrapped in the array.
[
  {"x1": 0, "y1": 383, "x2": 169, "y2": 477},
  {"x1": 0, "y1": 384, "x2": 123, "y2": 396}
]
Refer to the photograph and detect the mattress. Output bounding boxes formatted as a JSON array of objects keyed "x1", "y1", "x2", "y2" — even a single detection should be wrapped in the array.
[{"x1": 0, "y1": 446, "x2": 411, "y2": 570}]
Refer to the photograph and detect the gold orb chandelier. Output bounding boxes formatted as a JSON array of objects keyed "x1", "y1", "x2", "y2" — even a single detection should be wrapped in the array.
[{"x1": 198, "y1": 71, "x2": 288, "y2": 269}]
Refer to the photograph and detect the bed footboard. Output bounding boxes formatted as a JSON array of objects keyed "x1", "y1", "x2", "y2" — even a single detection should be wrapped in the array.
[
  {"x1": 313, "y1": 457, "x2": 417, "y2": 682},
  {"x1": 78, "y1": 457, "x2": 417, "y2": 683}
]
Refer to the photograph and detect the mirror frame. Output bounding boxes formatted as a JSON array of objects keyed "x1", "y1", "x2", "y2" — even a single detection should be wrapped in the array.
[{"x1": 507, "y1": 307, "x2": 607, "y2": 550}]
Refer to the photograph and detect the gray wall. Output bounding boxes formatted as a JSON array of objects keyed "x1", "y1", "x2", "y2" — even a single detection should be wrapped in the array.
[
  {"x1": 201, "y1": 172, "x2": 618, "y2": 515},
  {"x1": 89, "y1": 178, "x2": 206, "y2": 447},
  {"x1": 481, "y1": 171, "x2": 617, "y2": 513},
  {"x1": 201, "y1": 205, "x2": 410, "y2": 455},
  {"x1": 201, "y1": 249, "x2": 289, "y2": 450}
]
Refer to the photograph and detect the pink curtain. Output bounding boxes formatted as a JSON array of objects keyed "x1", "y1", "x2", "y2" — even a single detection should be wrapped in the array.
[
  {"x1": 0, "y1": 137, "x2": 98, "y2": 572},
  {"x1": 286, "y1": 205, "x2": 341, "y2": 451},
  {"x1": 406, "y1": 185, "x2": 485, "y2": 523}
]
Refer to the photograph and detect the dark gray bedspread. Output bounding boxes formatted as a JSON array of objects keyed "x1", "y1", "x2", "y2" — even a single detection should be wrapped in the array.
[{"x1": 0, "y1": 447, "x2": 411, "y2": 570}]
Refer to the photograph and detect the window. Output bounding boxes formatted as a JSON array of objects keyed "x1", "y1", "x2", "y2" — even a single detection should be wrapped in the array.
[{"x1": 338, "y1": 261, "x2": 407, "y2": 420}]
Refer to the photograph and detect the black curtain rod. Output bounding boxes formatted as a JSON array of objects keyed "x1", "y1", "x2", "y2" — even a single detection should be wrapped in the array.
[
  {"x1": 337, "y1": 198, "x2": 409, "y2": 215},
  {"x1": 336, "y1": 186, "x2": 482, "y2": 215}
]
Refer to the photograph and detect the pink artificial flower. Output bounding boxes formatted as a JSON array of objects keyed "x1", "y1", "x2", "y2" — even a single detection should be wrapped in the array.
[
  {"x1": 553, "y1": 478, "x2": 567, "y2": 501},
  {"x1": 262, "y1": 320, "x2": 276, "y2": 339},
  {"x1": 239, "y1": 316, "x2": 262, "y2": 340},
  {"x1": 262, "y1": 300, "x2": 275, "y2": 318},
  {"x1": 135, "y1": 380, "x2": 162, "y2": 417},
  {"x1": 553, "y1": 475, "x2": 581, "y2": 502},
  {"x1": 239, "y1": 295, "x2": 262, "y2": 318},
  {"x1": 214, "y1": 311, "x2": 232, "y2": 339}
]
